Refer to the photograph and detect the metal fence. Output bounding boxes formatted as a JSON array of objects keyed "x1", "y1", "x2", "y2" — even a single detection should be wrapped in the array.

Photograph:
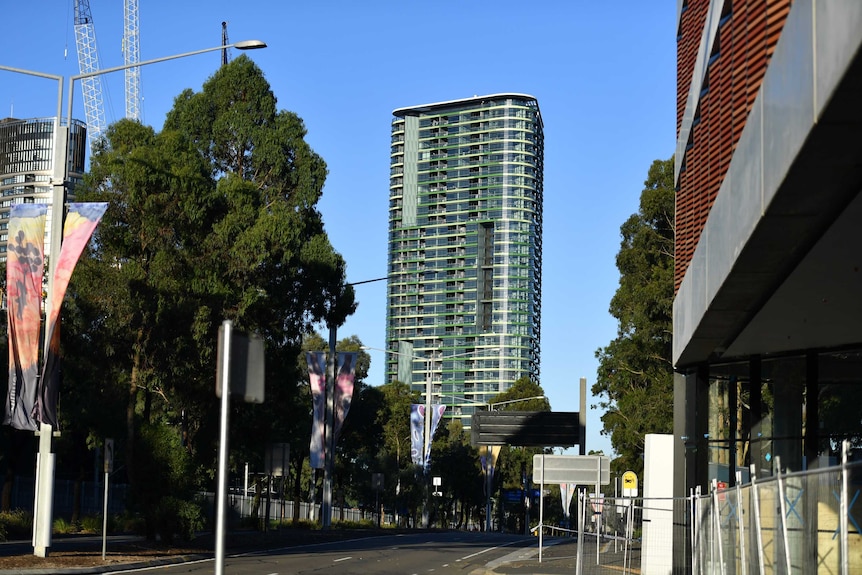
[
  {"x1": 7, "y1": 477, "x2": 129, "y2": 518},
  {"x1": 213, "y1": 492, "x2": 384, "y2": 526},
  {"x1": 691, "y1": 448, "x2": 862, "y2": 574},
  {"x1": 555, "y1": 446, "x2": 862, "y2": 574},
  {"x1": 7, "y1": 478, "x2": 386, "y2": 527}
]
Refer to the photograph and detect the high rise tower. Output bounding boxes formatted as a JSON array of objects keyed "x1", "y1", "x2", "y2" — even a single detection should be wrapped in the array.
[
  {"x1": 386, "y1": 94, "x2": 543, "y2": 428},
  {"x1": 0, "y1": 117, "x2": 87, "y2": 261}
]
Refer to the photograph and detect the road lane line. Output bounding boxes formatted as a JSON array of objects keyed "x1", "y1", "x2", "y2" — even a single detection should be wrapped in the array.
[
  {"x1": 460, "y1": 539, "x2": 525, "y2": 560},
  {"x1": 333, "y1": 556, "x2": 352, "y2": 562}
]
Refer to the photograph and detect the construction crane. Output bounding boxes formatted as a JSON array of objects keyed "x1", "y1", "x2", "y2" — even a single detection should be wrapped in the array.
[
  {"x1": 222, "y1": 21, "x2": 230, "y2": 66},
  {"x1": 123, "y1": 0, "x2": 141, "y2": 121},
  {"x1": 73, "y1": 0, "x2": 107, "y2": 148}
]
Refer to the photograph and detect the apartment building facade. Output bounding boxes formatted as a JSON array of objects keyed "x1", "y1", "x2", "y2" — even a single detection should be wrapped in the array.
[
  {"x1": 0, "y1": 117, "x2": 86, "y2": 261},
  {"x1": 387, "y1": 94, "x2": 543, "y2": 428}
]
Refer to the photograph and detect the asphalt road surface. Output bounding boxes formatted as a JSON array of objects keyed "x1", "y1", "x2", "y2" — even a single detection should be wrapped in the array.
[{"x1": 112, "y1": 531, "x2": 534, "y2": 575}]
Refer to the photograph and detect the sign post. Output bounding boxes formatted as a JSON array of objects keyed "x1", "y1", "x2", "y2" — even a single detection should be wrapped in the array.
[
  {"x1": 101, "y1": 438, "x2": 113, "y2": 560},
  {"x1": 532, "y1": 455, "x2": 610, "y2": 563},
  {"x1": 622, "y1": 470, "x2": 638, "y2": 497},
  {"x1": 215, "y1": 321, "x2": 264, "y2": 575}
]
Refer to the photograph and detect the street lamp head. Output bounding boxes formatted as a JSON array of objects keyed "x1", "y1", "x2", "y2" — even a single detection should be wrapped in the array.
[{"x1": 234, "y1": 40, "x2": 267, "y2": 50}]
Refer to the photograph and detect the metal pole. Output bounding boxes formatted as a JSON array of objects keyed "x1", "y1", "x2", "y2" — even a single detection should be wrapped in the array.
[
  {"x1": 101, "y1": 471, "x2": 109, "y2": 560},
  {"x1": 424, "y1": 359, "x2": 432, "y2": 472},
  {"x1": 215, "y1": 320, "x2": 232, "y2": 575},
  {"x1": 775, "y1": 456, "x2": 791, "y2": 574},
  {"x1": 538, "y1": 453, "x2": 544, "y2": 562},
  {"x1": 422, "y1": 359, "x2": 431, "y2": 528},
  {"x1": 595, "y1": 458, "x2": 600, "y2": 565},
  {"x1": 321, "y1": 323, "x2": 337, "y2": 529},
  {"x1": 736, "y1": 470, "x2": 747, "y2": 575},
  {"x1": 751, "y1": 465, "x2": 765, "y2": 575},
  {"x1": 712, "y1": 479, "x2": 726, "y2": 575},
  {"x1": 243, "y1": 462, "x2": 249, "y2": 518},
  {"x1": 485, "y1": 446, "x2": 492, "y2": 532},
  {"x1": 841, "y1": 441, "x2": 850, "y2": 575}
]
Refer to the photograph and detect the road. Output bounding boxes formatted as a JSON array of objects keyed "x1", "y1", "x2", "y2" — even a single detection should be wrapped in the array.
[{"x1": 113, "y1": 531, "x2": 534, "y2": 575}]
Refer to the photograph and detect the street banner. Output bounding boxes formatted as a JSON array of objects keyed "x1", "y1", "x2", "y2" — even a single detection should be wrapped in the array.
[
  {"x1": 307, "y1": 352, "x2": 326, "y2": 469},
  {"x1": 410, "y1": 403, "x2": 447, "y2": 467},
  {"x1": 307, "y1": 351, "x2": 357, "y2": 470},
  {"x1": 410, "y1": 404, "x2": 425, "y2": 466},
  {"x1": 424, "y1": 404, "x2": 446, "y2": 469},
  {"x1": 3, "y1": 204, "x2": 47, "y2": 431},
  {"x1": 39, "y1": 202, "x2": 107, "y2": 428},
  {"x1": 481, "y1": 445, "x2": 501, "y2": 479},
  {"x1": 333, "y1": 352, "x2": 356, "y2": 441},
  {"x1": 560, "y1": 482, "x2": 577, "y2": 518}
]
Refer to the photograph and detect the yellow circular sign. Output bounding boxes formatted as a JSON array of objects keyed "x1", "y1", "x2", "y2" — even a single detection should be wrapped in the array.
[{"x1": 622, "y1": 471, "x2": 638, "y2": 495}]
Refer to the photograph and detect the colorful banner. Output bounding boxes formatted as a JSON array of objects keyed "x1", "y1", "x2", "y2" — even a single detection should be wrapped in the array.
[
  {"x1": 306, "y1": 352, "x2": 326, "y2": 469},
  {"x1": 481, "y1": 445, "x2": 501, "y2": 480},
  {"x1": 3, "y1": 204, "x2": 48, "y2": 431},
  {"x1": 333, "y1": 352, "x2": 356, "y2": 441},
  {"x1": 410, "y1": 404, "x2": 447, "y2": 470},
  {"x1": 560, "y1": 483, "x2": 577, "y2": 519},
  {"x1": 409, "y1": 404, "x2": 425, "y2": 466},
  {"x1": 307, "y1": 351, "x2": 357, "y2": 470},
  {"x1": 425, "y1": 404, "x2": 446, "y2": 469},
  {"x1": 39, "y1": 202, "x2": 107, "y2": 428}
]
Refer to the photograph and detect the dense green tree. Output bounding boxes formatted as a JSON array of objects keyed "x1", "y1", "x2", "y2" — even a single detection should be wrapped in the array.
[
  {"x1": 488, "y1": 376, "x2": 550, "y2": 532},
  {"x1": 593, "y1": 157, "x2": 675, "y2": 475},
  {"x1": 488, "y1": 377, "x2": 551, "y2": 412},
  {"x1": 70, "y1": 56, "x2": 353, "y2": 535},
  {"x1": 431, "y1": 420, "x2": 484, "y2": 529}
]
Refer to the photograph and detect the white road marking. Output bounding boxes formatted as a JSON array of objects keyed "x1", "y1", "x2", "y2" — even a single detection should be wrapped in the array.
[
  {"x1": 460, "y1": 539, "x2": 524, "y2": 560},
  {"x1": 333, "y1": 556, "x2": 352, "y2": 562}
]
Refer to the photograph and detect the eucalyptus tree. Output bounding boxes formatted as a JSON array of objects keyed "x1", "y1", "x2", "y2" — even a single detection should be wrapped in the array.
[
  {"x1": 593, "y1": 157, "x2": 675, "y2": 475},
  {"x1": 71, "y1": 55, "x2": 353, "y2": 533}
]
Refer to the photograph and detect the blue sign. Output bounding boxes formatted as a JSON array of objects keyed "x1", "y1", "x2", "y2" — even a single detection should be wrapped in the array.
[{"x1": 502, "y1": 489, "x2": 524, "y2": 503}]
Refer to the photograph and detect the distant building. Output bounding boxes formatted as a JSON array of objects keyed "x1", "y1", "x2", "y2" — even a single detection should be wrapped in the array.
[
  {"x1": 386, "y1": 94, "x2": 543, "y2": 427},
  {"x1": 0, "y1": 117, "x2": 87, "y2": 261},
  {"x1": 674, "y1": 0, "x2": 862, "y2": 493}
]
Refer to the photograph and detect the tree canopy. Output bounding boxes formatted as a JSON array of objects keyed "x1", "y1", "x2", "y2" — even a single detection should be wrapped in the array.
[
  {"x1": 66, "y1": 55, "x2": 354, "y2": 535},
  {"x1": 593, "y1": 157, "x2": 675, "y2": 475}
]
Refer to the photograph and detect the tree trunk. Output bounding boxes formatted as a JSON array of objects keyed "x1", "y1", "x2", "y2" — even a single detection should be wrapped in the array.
[
  {"x1": 71, "y1": 459, "x2": 84, "y2": 524},
  {"x1": 292, "y1": 456, "x2": 303, "y2": 522},
  {"x1": 1, "y1": 468, "x2": 12, "y2": 512},
  {"x1": 127, "y1": 327, "x2": 147, "y2": 537}
]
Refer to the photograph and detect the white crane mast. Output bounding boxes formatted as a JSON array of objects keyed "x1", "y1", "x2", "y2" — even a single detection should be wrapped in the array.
[
  {"x1": 123, "y1": 0, "x2": 141, "y2": 121},
  {"x1": 73, "y1": 0, "x2": 107, "y2": 147}
]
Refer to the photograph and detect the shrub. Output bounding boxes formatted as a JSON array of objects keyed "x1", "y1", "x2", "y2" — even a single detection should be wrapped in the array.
[
  {"x1": 332, "y1": 519, "x2": 375, "y2": 530},
  {"x1": 0, "y1": 510, "x2": 32, "y2": 540},
  {"x1": 155, "y1": 496, "x2": 205, "y2": 544},
  {"x1": 52, "y1": 517, "x2": 77, "y2": 534},
  {"x1": 79, "y1": 515, "x2": 104, "y2": 534}
]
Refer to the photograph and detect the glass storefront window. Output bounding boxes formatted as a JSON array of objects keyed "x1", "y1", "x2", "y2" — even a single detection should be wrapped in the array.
[
  {"x1": 762, "y1": 356, "x2": 805, "y2": 473},
  {"x1": 818, "y1": 349, "x2": 862, "y2": 458}
]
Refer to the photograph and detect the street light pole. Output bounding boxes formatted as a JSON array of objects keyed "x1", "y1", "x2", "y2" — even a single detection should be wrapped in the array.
[{"x1": 2, "y1": 39, "x2": 266, "y2": 558}]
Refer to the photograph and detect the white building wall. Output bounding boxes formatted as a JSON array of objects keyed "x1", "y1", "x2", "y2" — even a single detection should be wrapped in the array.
[{"x1": 642, "y1": 433, "x2": 674, "y2": 575}]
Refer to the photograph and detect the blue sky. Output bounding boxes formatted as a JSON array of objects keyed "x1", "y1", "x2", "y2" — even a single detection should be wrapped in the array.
[{"x1": 2, "y1": 1, "x2": 676, "y2": 457}]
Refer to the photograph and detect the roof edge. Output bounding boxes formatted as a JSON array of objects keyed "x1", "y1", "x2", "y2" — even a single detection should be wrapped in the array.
[{"x1": 393, "y1": 93, "x2": 539, "y2": 117}]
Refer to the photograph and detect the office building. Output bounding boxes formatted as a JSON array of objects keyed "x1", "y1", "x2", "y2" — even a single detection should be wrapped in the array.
[
  {"x1": 673, "y1": 0, "x2": 862, "y2": 495},
  {"x1": 0, "y1": 117, "x2": 87, "y2": 261},
  {"x1": 387, "y1": 94, "x2": 543, "y2": 427}
]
